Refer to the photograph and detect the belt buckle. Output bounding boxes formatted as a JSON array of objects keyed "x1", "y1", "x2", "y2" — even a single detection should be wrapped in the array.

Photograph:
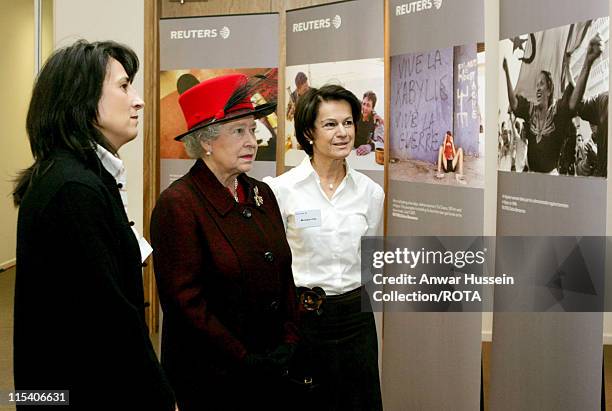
[{"x1": 298, "y1": 287, "x2": 326, "y2": 315}]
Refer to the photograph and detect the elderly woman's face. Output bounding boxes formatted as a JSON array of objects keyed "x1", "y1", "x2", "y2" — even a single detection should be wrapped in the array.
[
  {"x1": 311, "y1": 100, "x2": 355, "y2": 161},
  {"x1": 204, "y1": 116, "x2": 258, "y2": 175},
  {"x1": 96, "y1": 58, "x2": 144, "y2": 150}
]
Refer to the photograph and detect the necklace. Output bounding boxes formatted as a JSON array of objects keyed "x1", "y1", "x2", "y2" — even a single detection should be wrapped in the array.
[
  {"x1": 231, "y1": 178, "x2": 238, "y2": 202},
  {"x1": 311, "y1": 158, "x2": 345, "y2": 192},
  {"x1": 324, "y1": 175, "x2": 342, "y2": 191},
  {"x1": 323, "y1": 170, "x2": 345, "y2": 191}
]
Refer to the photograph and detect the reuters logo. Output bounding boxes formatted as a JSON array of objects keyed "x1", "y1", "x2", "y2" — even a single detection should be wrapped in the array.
[
  {"x1": 332, "y1": 15, "x2": 342, "y2": 29},
  {"x1": 220, "y1": 26, "x2": 230, "y2": 39},
  {"x1": 396, "y1": 0, "x2": 442, "y2": 16}
]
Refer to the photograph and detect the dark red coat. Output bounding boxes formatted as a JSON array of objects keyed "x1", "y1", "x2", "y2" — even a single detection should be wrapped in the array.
[{"x1": 150, "y1": 159, "x2": 298, "y2": 410}]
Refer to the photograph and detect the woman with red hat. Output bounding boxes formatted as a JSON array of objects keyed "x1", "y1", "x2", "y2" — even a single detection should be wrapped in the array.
[{"x1": 151, "y1": 73, "x2": 298, "y2": 410}]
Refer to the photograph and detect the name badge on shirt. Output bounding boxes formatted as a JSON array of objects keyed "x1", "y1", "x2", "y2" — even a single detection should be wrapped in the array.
[{"x1": 295, "y1": 209, "x2": 322, "y2": 228}]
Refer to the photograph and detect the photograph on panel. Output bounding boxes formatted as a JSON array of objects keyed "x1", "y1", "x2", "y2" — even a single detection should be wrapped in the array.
[
  {"x1": 160, "y1": 67, "x2": 279, "y2": 163},
  {"x1": 498, "y1": 17, "x2": 609, "y2": 177},
  {"x1": 389, "y1": 44, "x2": 485, "y2": 188},
  {"x1": 285, "y1": 58, "x2": 385, "y2": 171}
]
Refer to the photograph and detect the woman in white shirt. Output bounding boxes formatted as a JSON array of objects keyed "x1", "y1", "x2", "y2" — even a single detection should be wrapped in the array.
[{"x1": 266, "y1": 85, "x2": 384, "y2": 410}]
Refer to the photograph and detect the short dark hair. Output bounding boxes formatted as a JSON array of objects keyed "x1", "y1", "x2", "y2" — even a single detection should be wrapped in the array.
[
  {"x1": 295, "y1": 72, "x2": 308, "y2": 87},
  {"x1": 362, "y1": 91, "x2": 377, "y2": 109},
  {"x1": 294, "y1": 84, "x2": 361, "y2": 156},
  {"x1": 13, "y1": 39, "x2": 139, "y2": 206}
]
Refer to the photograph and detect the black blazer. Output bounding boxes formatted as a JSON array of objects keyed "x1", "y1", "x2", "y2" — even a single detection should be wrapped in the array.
[{"x1": 13, "y1": 149, "x2": 174, "y2": 410}]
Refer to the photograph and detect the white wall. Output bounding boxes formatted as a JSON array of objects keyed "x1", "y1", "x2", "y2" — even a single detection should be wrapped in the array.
[
  {"x1": 0, "y1": 1, "x2": 35, "y2": 268},
  {"x1": 54, "y1": 0, "x2": 145, "y2": 235}
]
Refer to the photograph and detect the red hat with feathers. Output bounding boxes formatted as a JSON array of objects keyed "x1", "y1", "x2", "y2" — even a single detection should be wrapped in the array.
[{"x1": 174, "y1": 72, "x2": 276, "y2": 141}]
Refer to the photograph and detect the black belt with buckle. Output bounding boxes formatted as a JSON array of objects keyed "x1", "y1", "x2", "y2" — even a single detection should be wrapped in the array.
[{"x1": 296, "y1": 286, "x2": 326, "y2": 315}]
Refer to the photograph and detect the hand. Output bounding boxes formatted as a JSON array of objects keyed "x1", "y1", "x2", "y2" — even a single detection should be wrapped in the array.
[
  {"x1": 244, "y1": 353, "x2": 274, "y2": 375},
  {"x1": 563, "y1": 53, "x2": 570, "y2": 71},
  {"x1": 586, "y1": 33, "x2": 603, "y2": 65},
  {"x1": 373, "y1": 113, "x2": 384, "y2": 127},
  {"x1": 244, "y1": 344, "x2": 296, "y2": 377},
  {"x1": 585, "y1": 140, "x2": 598, "y2": 163},
  {"x1": 286, "y1": 103, "x2": 295, "y2": 121},
  {"x1": 356, "y1": 144, "x2": 372, "y2": 156},
  {"x1": 268, "y1": 343, "x2": 296, "y2": 370}
]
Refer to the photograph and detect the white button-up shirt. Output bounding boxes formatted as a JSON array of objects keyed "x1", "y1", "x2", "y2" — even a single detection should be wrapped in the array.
[
  {"x1": 95, "y1": 144, "x2": 129, "y2": 206},
  {"x1": 95, "y1": 144, "x2": 153, "y2": 263},
  {"x1": 265, "y1": 156, "x2": 384, "y2": 295}
]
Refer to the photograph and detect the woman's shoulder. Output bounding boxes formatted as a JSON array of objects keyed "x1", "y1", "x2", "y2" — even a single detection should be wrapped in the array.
[
  {"x1": 151, "y1": 176, "x2": 202, "y2": 227},
  {"x1": 265, "y1": 165, "x2": 303, "y2": 184},
  {"x1": 48, "y1": 150, "x2": 101, "y2": 183},
  {"x1": 349, "y1": 169, "x2": 383, "y2": 194},
  {"x1": 349, "y1": 170, "x2": 384, "y2": 208},
  {"x1": 261, "y1": 165, "x2": 306, "y2": 197},
  {"x1": 156, "y1": 174, "x2": 197, "y2": 207},
  {"x1": 27, "y1": 151, "x2": 105, "y2": 201},
  {"x1": 19, "y1": 153, "x2": 112, "y2": 223},
  {"x1": 156, "y1": 166, "x2": 216, "y2": 218}
]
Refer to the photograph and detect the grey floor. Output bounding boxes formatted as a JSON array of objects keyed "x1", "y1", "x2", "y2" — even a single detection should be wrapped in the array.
[{"x1": 0, "y1": 267, "x2": 15, "y2": 411}]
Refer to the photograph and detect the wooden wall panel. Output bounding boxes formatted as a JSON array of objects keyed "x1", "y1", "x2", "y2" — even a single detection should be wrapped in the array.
[
  {"x1": 161, "y1": 0, "x2": 275, "y2": 18},
  {"x1": 143, "y1": 0, "x2": 161, "y2": 332},
  {"x1": 285, "y1": 0, "x2": 338, "y2": 9}
]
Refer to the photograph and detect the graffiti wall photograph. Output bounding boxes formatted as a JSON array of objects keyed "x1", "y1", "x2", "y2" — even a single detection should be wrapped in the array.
[{"x1": 389, "y1": 44, "x2": 485, "y2": 189}]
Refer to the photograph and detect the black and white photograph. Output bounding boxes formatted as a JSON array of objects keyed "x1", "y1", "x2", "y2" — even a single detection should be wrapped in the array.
[{"x1": 498, "y1": 17, "x2": 609, "y2": 177}]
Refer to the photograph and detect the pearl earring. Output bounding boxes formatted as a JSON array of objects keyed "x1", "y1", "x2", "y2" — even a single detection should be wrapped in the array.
[
  {"x1": 205, "y1": 151, "x2": 212, "y2": 156},
  {"x1": 309, "y1": 140, "x2": 313, "y2": 145}
]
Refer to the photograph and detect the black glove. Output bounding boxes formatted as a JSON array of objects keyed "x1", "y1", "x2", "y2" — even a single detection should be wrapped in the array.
[
  {"x1": 268, "y1": 343, "x2": 296, "y2": 370},
  {"x1": 244, "y1": 343, "x2": 296, "y2": 377}
]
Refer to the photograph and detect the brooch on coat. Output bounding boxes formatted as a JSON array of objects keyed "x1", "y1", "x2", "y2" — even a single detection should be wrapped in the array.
[{"x1": 253, "y1": 186, "x2": 264, "y2": 207}]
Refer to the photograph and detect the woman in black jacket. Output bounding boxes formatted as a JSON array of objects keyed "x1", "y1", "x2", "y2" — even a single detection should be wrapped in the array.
[{"x1": 12, "y1": 40, "x2": 175, "y2": 410}]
